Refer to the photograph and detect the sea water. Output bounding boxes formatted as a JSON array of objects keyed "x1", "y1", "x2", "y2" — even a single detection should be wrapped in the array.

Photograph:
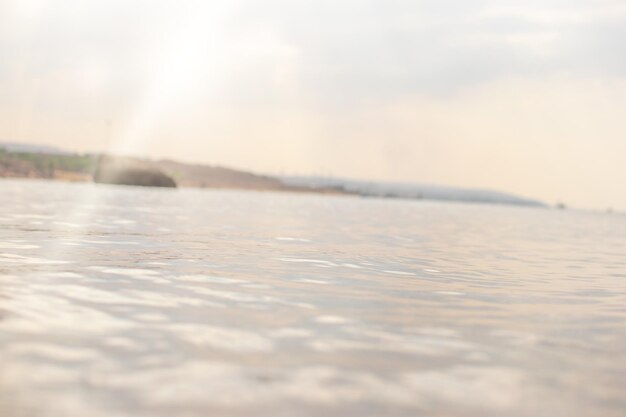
[{"x1": 0, "y1": 179, "x2": 625, "y2": 417}]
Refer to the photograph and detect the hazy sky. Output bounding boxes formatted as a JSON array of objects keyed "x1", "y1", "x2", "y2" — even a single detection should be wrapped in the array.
[{"x1": 1, "y1": 0, "x2": 625, "y2": 209}]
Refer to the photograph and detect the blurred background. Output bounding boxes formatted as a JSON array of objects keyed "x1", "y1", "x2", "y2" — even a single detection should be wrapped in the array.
[{"x1": 1, "y1": 0, "x2": 625, "y2": 210}]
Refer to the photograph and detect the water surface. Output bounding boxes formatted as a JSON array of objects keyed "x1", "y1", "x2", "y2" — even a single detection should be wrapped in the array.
[{"x1": 1, "y1": 179, "x2": 625, "y2": 417}]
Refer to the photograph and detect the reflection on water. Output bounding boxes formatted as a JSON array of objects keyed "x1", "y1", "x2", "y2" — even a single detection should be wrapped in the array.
[{"x1": 1, "y1": 179, "x2": 626, "y2": 417}]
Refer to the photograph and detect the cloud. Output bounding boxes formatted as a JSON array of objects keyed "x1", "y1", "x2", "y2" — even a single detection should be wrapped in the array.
[
  {"x1": 2, "y1": 0, "x2": 625, "y2": 104},
  {"x1": 228, "y1": 0, "x2": 626, "y2": 100}
]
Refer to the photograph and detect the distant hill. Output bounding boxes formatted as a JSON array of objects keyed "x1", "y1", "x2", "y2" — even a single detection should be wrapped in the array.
[
  {"x1": 282, "y1": 176, "x2": 547, "y2": 207},
  {"x1": 0, "y1": 141, "x2": 70, "y2": 155},
  {"x1": 0, "y1": 148, "x2": 345, "y2": 194},
  {"x1": 94, "y1": 157, "x2": 342, "y2": 193},
  {"x1": 155, "y1": 159, "x2": 290, "y2": 190},
  {"x1": 0, "y1": 146, "x2": 94, "y2": 181},
  {"x1": 0, "y1": 142, "x2": 545, "y2": 206}
]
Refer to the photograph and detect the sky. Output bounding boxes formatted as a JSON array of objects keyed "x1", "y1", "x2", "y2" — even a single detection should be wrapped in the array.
[{"x1": 1, "y1": 0, "x2": 625, "y2": 210}]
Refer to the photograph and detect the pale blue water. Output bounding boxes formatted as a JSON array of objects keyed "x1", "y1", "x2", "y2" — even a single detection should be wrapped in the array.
[{"x1": 1, "y1": 179, "x2": 625, "y2": 417}]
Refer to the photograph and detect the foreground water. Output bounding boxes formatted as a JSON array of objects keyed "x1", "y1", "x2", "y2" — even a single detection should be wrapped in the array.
[{"x1": 1, "y1": 179, "x2": 625, "y2": 417}]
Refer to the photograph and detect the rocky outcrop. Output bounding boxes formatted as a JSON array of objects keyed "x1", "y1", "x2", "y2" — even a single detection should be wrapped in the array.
[{"x1": 93, "y1": 157, "x2": 177, "y2": 188}]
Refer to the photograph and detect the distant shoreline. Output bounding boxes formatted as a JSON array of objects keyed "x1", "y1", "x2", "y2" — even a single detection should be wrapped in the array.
[
  {"x1": 0, "y1": 147, "x2": 547, "y2": 206},
  {"x1": 0, "y1": 149, "x2": 350, "y2": 196}
]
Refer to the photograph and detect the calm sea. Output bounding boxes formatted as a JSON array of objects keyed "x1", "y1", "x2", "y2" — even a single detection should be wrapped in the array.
[{"x1": 1, "y1": 179, "x2": 625, "y2": 417}]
